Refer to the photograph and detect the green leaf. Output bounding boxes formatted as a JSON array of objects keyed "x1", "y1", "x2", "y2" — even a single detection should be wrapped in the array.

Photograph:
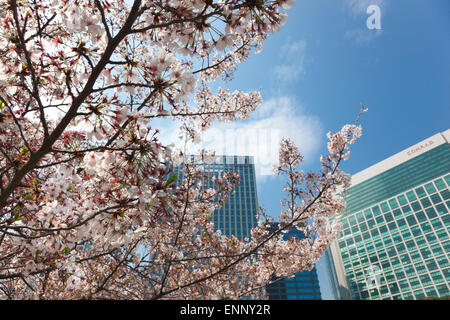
[
  {"x1": 165, "y1": 173, "x2": 178, "y2": 187},
  {"x1": 13, "y1": 208, "x2": 22, "y2": 221},
  {"x1": 22, "y1": 193, "x2": 35, "y2": 201},
  {"x1": 19, "y1": 146, "x2": 29, "y2": 156}
]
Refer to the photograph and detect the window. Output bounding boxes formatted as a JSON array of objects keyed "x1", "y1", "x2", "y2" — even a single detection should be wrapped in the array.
[
  {"x1": 425, "y1": 207, "x2": 437, "y2": 219},
  {"x1": 391, "y1": 257, "x2": 401, "y2": 269},
  {"x1": 425, "y1": 259, "x2": 438, "y2": 272},
  {"x1": 420, "y1": 247, "x2": 432, "y2": 259},
  {"x1": 389, "y1": 198, "x2": 399, "y2": 210},
  {"x1": 441, "y1": 214, "x2": 450, "y2": 227},
  {"x1": 360, "y1": 222, "x2": 368, "y2": 232},
  {"x1": 415, "y1": 262, "x2": 427, "y2": 274},
  {"x1": 389, "y1": 283, "x2": 400, "y2": 294},
  {"x1": 430, "y1": 244, "x2": 443, "y2": 256},
  {"x1": 411, "y1": 201, "x2": 422, "y2": 212},
  {"x1": 436, "y1": 256, "x2": 449, "y2": 268},
  {"x1": 399, "y1": 280, "x2": 410, "y2": 291},
  {"x1": 395, "y1": 269, "x2": 406, "y2": 280},
  {"x1": 415, "y1": 187, "x2": 426, "y2": 198},
  {"x1": 405, "y1": 242, "x2": 416, "y2": 253},
  {"x1": 380, "y1": 203, "x2": 390, "y2": 213},
  {"x1": 420, "y1": 221, "x2": 432, "y2": 234},
  {"x1": 414, "y1": 290, "x2": 425, "y2": 299},
  {"x1": 364, "y1": 209, "x2": 373, "y2": 220},
  {"x1": 401, "y1": 205, "x2": 412, "y2": 215},
  {"x1": 371, "y1": 229, "x2": 380, "y2": 239},
  {"x1": 409, "y1": 277, "x2": 420, "y2": 289},
  {"x1": 374, "y1": 239, "x2": 383, "y2": 249},
  {"x1": 410, "y1": 251, "x2": 422, "y2": 263},
  {"x1": 443, "y1": 240, "x2": 450, "y2": 253},
  {"x1": 437, "y1": 284, "x2": 450, "y2": 296},
  {"x1": 431, "y1": 218, "x2": 443, "y2": 230},
  {"x1": 425, "y1": 287, "x2": 437, "y2": 297},
  {"x1": 396, "y1": 243, "x2": 406, "y2": 254},
  {"x1": 383, "y1": 236, "x2": 393, "y2": 247},
  {"x1": 406, "y1": 191, "x2": 417, "y2": 202},
  {"x1": 406, "y1": 215, "x2": 418, "y2": 227},
  {"x1": 424, "y1": 183, "x2": 437, "y2": 195},
  {"x1": 393, "y1": 209, "x2": 403, "y2": 218},
  {"x1": 388, "y1": 222, "x2": 398, "y2": 232},
  {"x1": 378, "y1": 250, "x2": 387, "y2": 261},
  {"x1": 376, "y1": 216, "x2": 385, "y2": 226},
  {"x1": 397, "y1": 195, "x2": 408, "y2": 206},
  {"x1": 397, "y1": 218, "x2": 407, "y2": 230},
  {"x1": 356, "y1": 212, "x2": 365, "y2": 223},
  {"x1": 387, "y1": 247, "x2": 397, "y2": 258},
  {"x1": 385, "y1": 270, "x2": 395, "y2": 282},
  {"x1": 436, "y1": 204, "x2": 448, "y2": 215},
  {"x1": 434, "y1": 179, "x2": 446, "y2": 190},
  {"x1": 440, "y1": 189, "x2": 450, "y2": 200},
  {"x1": 400, "y1": 254, "x2": 411, "y2": 265},
  {"x1": 384, "y1": 212, "x2": 394, "y2": 222},
  {"x1": 420, "y1": 197, "x2": 432, "y2": 208},
  {"x1": 403, "y1": 292, "x2": 413, "y2": 300},
  {"x1": 379, "y1": 225, "x2": 389, "y2": 237},
  {"x1": 430, "y1": 271, "x2": 444, "y2": 284},
  {"x1": 430, "y1": 193, "x2": 442, "y2": 205},
  {"x1": 401, "y1": 229, "x2": 412, "y2": 240},
  {"x1": 425, "y1": 233, "x2": 438, "y2": 245},
  {"x1": 415, "y1": 211, "x2": 426, "y2": 222},
  {"x1": 372, "y1": 205, "x2": 382, "y2": 216},
  {"x1": 392, "y1": 233, "x2": 402, "y2": 243}
]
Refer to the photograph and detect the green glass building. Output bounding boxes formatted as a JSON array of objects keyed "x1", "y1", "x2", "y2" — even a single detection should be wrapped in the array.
[{"x1": 326, "y1": 129, "x2": 450, "y2": 300}]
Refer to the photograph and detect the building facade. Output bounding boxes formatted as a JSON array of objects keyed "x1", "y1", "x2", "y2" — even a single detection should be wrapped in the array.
[
  {"x1": 173, "y1": 155, "x2": 259, "y2": 240},
  {"x1": 327, "y1": 129, "x2": 450, "y2": 300},
  {"x1": 266, "y1": 223, "x2": 322, "y2": 300}
]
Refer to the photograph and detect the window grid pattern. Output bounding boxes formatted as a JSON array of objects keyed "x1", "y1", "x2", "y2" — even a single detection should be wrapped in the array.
[
  {"x1": 174, "y1": 155, "x2": 258, "y2": 240},
  {"x1": 338, "y1": 174, "x2": 450, "y2": 300},
  {"x1": 267, "y1": 271, "x2": 322, "y2": 300},
  {"x1": 266, "y1": 224, "x2": 322, "y2": 300},
  {"x1": 345, "y1": 144, "x2": 450, "y2": 214}
]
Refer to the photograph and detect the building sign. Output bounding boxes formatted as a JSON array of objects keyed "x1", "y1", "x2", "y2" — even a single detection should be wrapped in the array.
[{"x1": 406, "y1": 140, "x2": 434, "y2": 156}]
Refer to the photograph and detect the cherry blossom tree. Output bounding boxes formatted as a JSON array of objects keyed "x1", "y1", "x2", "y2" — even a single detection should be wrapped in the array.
[{"x1": 0, "y1": 0, "x2": 363, "y2": 299}]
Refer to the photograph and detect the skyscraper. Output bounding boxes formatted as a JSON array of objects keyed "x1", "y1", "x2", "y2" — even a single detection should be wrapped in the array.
[
  {"x1": 173, "y1": 155, "x2": 259, "y2": 240},
  {"x1": 326, "y1": 129, "x2": 450, "y2": 300},
  {"x1": 266, "y1": 223, "x2": 322, "y2": 300},
  {"x1": 174, "y1": 155, "x2": 322, "y2": 299}
]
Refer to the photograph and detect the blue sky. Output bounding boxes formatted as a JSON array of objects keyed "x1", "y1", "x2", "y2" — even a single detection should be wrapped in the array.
[
  {"x1": 153, "y1": 1, "x2": 449, "y2": 299},
  {"x1": 201, "y1": 0, "x2": 449, "y2": 299}
]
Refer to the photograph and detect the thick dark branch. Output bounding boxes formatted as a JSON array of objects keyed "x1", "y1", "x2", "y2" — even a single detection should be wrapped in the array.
[{"x1": 0, "y1": 0, "x2": 143, "y2": 211}]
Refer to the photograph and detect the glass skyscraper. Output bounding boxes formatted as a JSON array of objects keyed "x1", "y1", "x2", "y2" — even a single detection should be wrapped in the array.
[
  {"x1": 174, "y1": 155, "x2": 322, "y2": 299},
  {"x1": 266, "y1": 223, "x2": 322, "y2": 300},
  {"x1": 326, "y1": 129, "x2": 450, "y2": 300},
  {"x1": 173, "y1": 155, "x2": 259, "y2": 240}
]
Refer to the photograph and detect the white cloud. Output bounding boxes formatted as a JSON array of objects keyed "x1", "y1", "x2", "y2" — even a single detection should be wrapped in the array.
[
  {"x1": 273, "y1": 39, "x2": 307, "y2": 83},
  {"x1": 345, "y1": 28, "x2": 383, "y2": 45},
  {"x1": 343, "y1": 0, "x2": 386, "y2": 44},
  {"x1": 192, "y1": 96, "x2": 323, "y2": 178},
  {"x1": 343, "y1": 0, "x2": 387, "y2": 17}
]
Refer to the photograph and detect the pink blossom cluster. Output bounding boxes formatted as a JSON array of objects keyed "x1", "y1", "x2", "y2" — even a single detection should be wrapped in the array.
[{"x1": 0, "y1": 0, "x2": 364, "y2": 300}]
